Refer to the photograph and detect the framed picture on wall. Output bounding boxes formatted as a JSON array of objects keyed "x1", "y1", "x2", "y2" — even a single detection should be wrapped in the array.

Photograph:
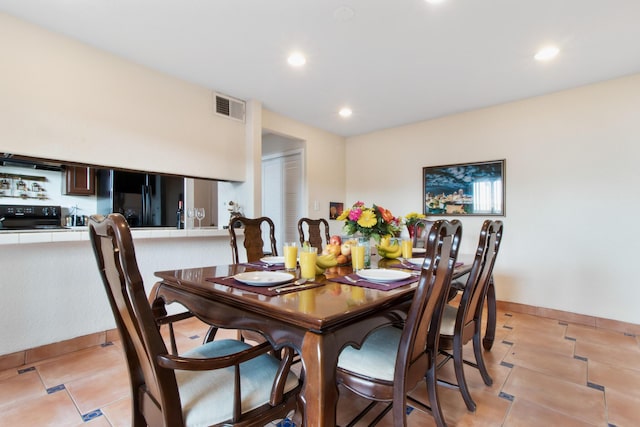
[
  {"x1": 329, "y1": 202, "x2": 344, "y2": 219},
  {"x1": 423, "y1": 159, "x2": 505, "y2": 216}
]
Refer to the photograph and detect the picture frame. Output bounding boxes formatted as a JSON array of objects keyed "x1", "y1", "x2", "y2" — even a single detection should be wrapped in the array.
[
  {"x1": 329, "y1": 202, "x2": 344, "y2": 220},
  {"x1": 423, "y1": 159, "x2": 505, "y2": 216}
]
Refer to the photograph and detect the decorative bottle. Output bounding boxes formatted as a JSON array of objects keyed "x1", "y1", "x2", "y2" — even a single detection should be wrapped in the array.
[{"x1": 176, "y1": 200, "x2": 184, "y2": 229}]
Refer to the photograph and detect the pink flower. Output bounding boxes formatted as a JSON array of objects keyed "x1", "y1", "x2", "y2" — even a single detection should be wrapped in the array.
[{"x1": 349, "y1": 208, "x2": 362, "y2": 221}]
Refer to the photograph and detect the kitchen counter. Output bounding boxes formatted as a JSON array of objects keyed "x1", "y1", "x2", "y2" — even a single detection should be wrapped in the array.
[
  {"x1": 0, "y1": 226, "x2": 235, "y2": 245},
  {"x1": 0, "y1": 225, "x2": 243, "y2": 356}
]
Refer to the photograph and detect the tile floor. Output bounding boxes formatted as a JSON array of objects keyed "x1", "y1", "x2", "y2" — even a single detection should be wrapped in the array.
[{"x1": 1, "y1": 305, "x2": 639, "y2": 426}]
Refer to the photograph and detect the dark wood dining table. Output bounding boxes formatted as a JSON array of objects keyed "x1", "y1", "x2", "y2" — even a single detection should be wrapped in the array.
[{"x1": 151, "y1": 257, "x2": 495, "y2": 427}]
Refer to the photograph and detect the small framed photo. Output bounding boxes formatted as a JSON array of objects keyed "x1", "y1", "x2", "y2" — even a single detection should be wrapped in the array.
[
  {"x1": 329, "y1": 202, "x2": 344, "y2": 219},
  {"x1": 423, "y1": 160, "x2": 505, "y2": 216}
]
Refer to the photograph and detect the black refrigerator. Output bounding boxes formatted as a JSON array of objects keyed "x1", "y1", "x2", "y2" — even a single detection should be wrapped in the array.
[{"x1": 96, "y1": 169, "x2": 184, "y2": 227}]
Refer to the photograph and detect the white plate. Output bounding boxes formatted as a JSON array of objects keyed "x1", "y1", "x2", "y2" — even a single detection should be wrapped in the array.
[
  {"x1": 412, "y1": 247, "x2": 426, "y2": 255},
  {"x1": 407, "y1": 258, "x2": 425, "y2": 266},
  {"x1": 260, "y1": 256, "x2": 285, "y2": 264},
  {"x1": 233, "y1": 271, "x2": 294, "y2": 286},
  {"x1": 356, "y1": 269, "x2": 411, "y2": 283}
]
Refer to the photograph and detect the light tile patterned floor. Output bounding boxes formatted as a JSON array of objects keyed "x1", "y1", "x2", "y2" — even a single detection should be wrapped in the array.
[{"x1": 1, "y1": 306, "x2": 639, "y2": 426}]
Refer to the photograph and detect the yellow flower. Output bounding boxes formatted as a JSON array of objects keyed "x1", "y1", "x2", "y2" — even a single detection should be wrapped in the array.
[
  {"x1": 336, "y1": 209, "x2": 350, "y2": 221},
  {"x1": 357, "y1": 209, "x2": 377, "y2": 228}
]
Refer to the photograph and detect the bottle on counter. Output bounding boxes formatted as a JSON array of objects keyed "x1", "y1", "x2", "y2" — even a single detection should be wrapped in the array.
[{"x1": 176, "y1": 199, "x2": 184, "y2": 229}]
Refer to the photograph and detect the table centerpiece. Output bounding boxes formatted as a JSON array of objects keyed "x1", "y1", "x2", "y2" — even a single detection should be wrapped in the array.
[{"x1": 403, "y1": 211, "x2": 427, "y2": 239}]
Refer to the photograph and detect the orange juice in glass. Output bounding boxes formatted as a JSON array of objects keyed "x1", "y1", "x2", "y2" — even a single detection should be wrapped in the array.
[
  {"x1": 299, "y1": 247, "x2": 317, "y2": 279},
  {"x1": 401, "y1": 238, "x2": 413, "y2": 259},
  {"x1": 352, "y1": 243, "x2": 365, "y2": 272},
  {"x1": 283, "y1": 242, "x2": 298, "y2": 271}
]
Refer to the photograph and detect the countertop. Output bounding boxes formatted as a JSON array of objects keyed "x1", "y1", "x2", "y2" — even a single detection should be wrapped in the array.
[{"x1": 0, "y1": 226, "x2": 236, "y2": 245}]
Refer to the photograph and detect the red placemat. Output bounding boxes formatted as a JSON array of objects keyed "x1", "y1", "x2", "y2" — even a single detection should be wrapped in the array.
[
  {"x1": 328, "y1": 274, "x2": 419, "y2": 291},
  {"x1": 206, "y1": 276, "x2": 322, "y2": 296}
]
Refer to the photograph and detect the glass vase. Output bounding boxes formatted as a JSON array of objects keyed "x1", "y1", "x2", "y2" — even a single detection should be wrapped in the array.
[{"x1": 357, "y1": 236, "x2": 371, "y2": 268}]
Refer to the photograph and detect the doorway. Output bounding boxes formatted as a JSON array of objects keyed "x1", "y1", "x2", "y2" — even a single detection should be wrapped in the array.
[{"x1": 262, "y1": 132, "x2": 304, "y2": 250}]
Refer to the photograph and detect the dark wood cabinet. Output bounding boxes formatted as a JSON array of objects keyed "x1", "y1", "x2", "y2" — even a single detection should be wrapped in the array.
[{"x1": 65, "y1": 166, "x2": 95, "y2": 195}]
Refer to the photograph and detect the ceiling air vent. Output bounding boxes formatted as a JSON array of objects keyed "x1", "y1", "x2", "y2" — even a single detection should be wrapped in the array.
[{"x1": 214, "y1": 93, "x2": 245, "y2": 122}]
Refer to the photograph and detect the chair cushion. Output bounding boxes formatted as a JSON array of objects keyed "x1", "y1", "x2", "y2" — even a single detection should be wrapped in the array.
[
  {"x1": 337, "y1": 326, "x2": 401, "y2": 382},
  {"x1": 439, "y1": 304, "x2": 457, "y2": 337},
  {"x1": 175, "y1": 339, "x2": 299, "y2": 427}
]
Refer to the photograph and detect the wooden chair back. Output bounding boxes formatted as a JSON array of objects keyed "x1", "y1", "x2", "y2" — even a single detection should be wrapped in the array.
[
  {"x1": 89, "y1": 213, "x2": 183, "y2": 426},
  {"x1": 228, "y1": 216, "x2": 278, "y2": 263},
  {"x1": 411, "y1": 218, "x2": 435, "y2": 248},
  {"x1": 456, "y1": 220, "x2": 503, "y2": 342},
  {"x1": 395, "y1": 220, "x2": 462, "y2": 413},
  {"x1": 436, "y1": 219, "x2": 503, "y2": 412},
  {"x1": 297, "y1": 217, "x2": 330, "y2": 253}
]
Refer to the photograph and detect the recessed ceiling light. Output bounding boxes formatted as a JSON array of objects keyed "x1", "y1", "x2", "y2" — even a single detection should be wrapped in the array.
[
  {"x1": 287, "y1": 52, "x2": 306, "y2": 67},
  {"x1": 339, "y1": 107, "x2": 352, "y2": 118},
  {"x1": 534, "y1": 46, "x2": 559, "y2": 61},
  {"x1": 425, "y1": 0, "x2": 446, "y2": 4}
]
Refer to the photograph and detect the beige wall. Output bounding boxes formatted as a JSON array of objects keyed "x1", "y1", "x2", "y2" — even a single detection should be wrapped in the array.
[
  {"x1": 0, "y1": 13, "x2": 245, "y2": 181},
  {"x1": 346, "y1": 73, "x2": 640, "y2": 324}
]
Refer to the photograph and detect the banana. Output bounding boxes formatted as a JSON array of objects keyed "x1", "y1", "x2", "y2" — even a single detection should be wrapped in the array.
[
  {"x1": 316, "y1": 254, "x2": 338, "y2": 268},
  {"x1": 315, "y1": 264, "x2": 326, "y2": 275},
  {"x1": 377, "y1": 242, "x2": 402, "y2": 259}
]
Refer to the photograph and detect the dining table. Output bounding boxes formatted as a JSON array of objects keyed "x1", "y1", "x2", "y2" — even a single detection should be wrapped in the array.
[{"x1": 151, "y1": 255, "x2": 496, "y2": 427}]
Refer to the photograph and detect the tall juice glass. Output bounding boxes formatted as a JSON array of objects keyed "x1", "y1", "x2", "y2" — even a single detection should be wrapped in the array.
[
  {"x1": 284, "y1": 242, "x2": 298, "y2": 271},
  {"x1": 401, "y1": 238, "x2": 413, "y2": 259},
  {"x1": 352, "y1": 243, "x2": 365, "y2": 272},
  {"x1": 299, "y1": 247, "x2": 317, "y2": 279}
]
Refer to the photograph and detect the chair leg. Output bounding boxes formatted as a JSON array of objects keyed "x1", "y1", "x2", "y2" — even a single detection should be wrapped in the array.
[
  {"x1": 425, "y1": 364, "x2": 447, "y2": 427},
  {"x1": 473, "y1": 327, "x2": 493, "y2": 386},
  {"x1": 453, "y1": 334, "x2": 476, "y2": 412}
]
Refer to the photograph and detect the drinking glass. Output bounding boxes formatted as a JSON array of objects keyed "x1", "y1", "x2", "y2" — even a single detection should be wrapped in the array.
[
  {"x1": 299, "y1": 246, "x2": 317, "y2": 279},
  {"x1": 195, "y1": 208, "x2": 205, "y2": 228},
  {"x1": 283, "y1": 242, "x2": 298, "y2": 271},
  {"x1": 186, "y1": 208, "x2": 195, "y2": 229},
  {"x1": 352, "y1": 242, "x2": 366, "y2": 272},
  {"x1": 401, "y1": 238, "x2": 413, "y2": 259}
]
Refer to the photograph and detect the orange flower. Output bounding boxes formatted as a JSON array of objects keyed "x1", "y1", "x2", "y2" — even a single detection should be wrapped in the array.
[{"x1": 378, "y1": 206, "x2": 394, "y2": 223}]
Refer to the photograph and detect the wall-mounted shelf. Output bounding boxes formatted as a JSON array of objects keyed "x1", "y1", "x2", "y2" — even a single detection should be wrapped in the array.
[
  {"x1": 0, "y1": 173, "x2": 48, "y2": 182},
  {"x1": 0, "y1": 193, "x2": 49, "y2": 200}
]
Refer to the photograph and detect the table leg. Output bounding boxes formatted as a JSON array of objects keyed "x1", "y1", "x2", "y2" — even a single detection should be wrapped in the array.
[
  {"x1": 483, "y1": 276, "x2": 497, "y2": 351},
  {"x1": 299, "y1": 331, "x2": 340, "y2": 427}
]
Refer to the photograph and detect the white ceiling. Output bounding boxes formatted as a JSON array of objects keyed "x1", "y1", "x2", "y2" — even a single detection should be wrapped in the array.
[{"x1": 2, "y1": 0, "x2": 640, "y2": 137}]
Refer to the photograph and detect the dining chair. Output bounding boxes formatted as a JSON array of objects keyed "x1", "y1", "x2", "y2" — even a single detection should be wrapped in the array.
[
  {"x1": 437, "y1": 220, "x2": 503, "y2": 412},
  {"x1": 89, "y1": 213, "x2": 301, "y2": 426},
  {"x1": 228, "y1": 216, "x2": 278, "y2": 264},
  {"x1": 297, "y1": 217, "x2": 330, "y2": 253},
  {"x1": 336, "y1": 219, "x2": 462, "y2": 427},
  {"x1": 228, "y1": 215, "x2": 283, "y2": 344},
  {"x1": 411, "y1": 218, "x2": 435, "y2": 249}
]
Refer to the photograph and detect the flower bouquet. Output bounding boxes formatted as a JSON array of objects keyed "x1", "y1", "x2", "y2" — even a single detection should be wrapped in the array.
[
  {"x1": 336, "y1": 201, "x2": 401, "y2": 243},
  {"x1": 403, "y1": 212, "x2": 427, "y2": 239}
]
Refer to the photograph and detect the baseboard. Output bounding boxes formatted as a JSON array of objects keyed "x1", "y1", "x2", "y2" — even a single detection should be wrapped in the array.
[
  {"x1": 497, "y1": 301, "x2": 640, "y2": 336},
  {"x1": 0, "y1": 328, "x2": 120, "y2": 372}
]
